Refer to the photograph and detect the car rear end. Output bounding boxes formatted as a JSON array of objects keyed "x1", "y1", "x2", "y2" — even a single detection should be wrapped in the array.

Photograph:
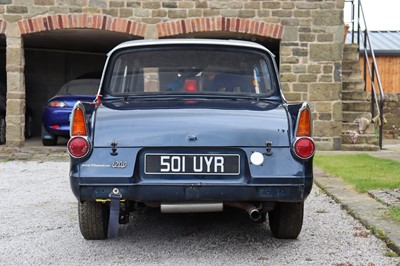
[
  {"x1": 68, "y1": 39, "x2": 315, "y2": 240},
  {"x1": 41, "y1": 79, "x2": 99, "y2": 145}
]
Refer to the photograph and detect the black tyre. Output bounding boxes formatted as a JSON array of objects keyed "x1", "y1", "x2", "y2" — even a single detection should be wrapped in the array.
[
  {"x1": 268, "y1": 202, "x2": 304, "y2": 239},
  {"x1": 0, "y1": 116, "x2": 5, "y2": 145},
  {"x1": 78, "y1": 201, "x2": 109, "y2": 240}
]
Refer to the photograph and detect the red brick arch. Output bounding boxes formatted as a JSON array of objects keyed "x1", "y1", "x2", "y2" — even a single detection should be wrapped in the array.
[
  {"x1": 157, "y1": 16, "x2": 284, "y2": 39},
  {"x1": 0, "y1": 19, "x2": 6, "y2": 34},
  {"x1": 17, "y1": 14, "x2": 146, "y2": 37}
]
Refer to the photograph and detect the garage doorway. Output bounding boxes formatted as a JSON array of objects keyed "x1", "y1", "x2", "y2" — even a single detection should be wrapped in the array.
[
  {"x1": 158, "y1": 29, "x2": 280, "y2": 68},
  {"x1": 23, "y1": 29, "x2": 139, "y2": 137}
]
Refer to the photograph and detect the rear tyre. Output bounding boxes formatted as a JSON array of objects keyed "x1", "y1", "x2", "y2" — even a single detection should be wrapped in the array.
[
  {"x1": 78, "y1": 201, "x2": 109, "y2": 240},
  {"x1": 268, "y1": 202, "x2": 304, "y2": 239},
  {"x1": 0, "y1": 116, "x2": 5, "y2": 145}
]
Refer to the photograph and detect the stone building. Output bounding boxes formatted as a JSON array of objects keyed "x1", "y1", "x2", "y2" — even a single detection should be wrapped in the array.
[{"x1": 0, "y1": 0, "x2": 345, "y2": 150}]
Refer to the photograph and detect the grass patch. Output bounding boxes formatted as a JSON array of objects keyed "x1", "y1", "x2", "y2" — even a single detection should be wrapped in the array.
[
  {"x1": 388, "y1": 206, "x2": 400, "y2": 223},
  {"x1": 314, "y1": 154, "x2": 400, "y2": 193}
]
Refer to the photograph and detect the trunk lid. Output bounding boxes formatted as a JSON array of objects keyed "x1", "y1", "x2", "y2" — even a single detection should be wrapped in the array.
[{"x1": 93, "y1": 99, "x2": 290, "y2": 147}]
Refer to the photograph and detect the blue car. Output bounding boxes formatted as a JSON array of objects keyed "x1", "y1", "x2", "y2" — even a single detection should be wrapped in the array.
[
  {"x1": 68, "y1": 39, "x2": 315, "y2": 240},
  {"x1": 42, "y1": 79, "x2": 100, "y2": 146}
]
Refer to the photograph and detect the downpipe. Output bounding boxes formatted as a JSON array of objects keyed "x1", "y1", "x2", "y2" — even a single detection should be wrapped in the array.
[{"x1": 225, "y1": 202, "x2": 262, "y2": 222}]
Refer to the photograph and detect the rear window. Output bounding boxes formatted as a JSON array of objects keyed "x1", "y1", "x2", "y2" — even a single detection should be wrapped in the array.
[
  {"x1": 104, "y1": 46, "x2": 278, "y2": 97},
  {"x1": 57, "y1": 79, "x2": 100, "y2": 96}
]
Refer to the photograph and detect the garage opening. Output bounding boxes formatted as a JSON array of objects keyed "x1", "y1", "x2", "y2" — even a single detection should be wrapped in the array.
[
  {"x1": 159, "y1": 31, "x2": 280, "y2": 67},
  {"x1": 23, "y1": 29, "x2": 139, "y2": 139},
  {"x1": 0, "y1": 34, "x2": 5, "y2": 81}
]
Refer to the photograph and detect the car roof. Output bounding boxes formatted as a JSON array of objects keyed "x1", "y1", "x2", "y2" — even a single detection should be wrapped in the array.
[{"x1": 107, "y1": 39, "x2": 275, "y2": 58}]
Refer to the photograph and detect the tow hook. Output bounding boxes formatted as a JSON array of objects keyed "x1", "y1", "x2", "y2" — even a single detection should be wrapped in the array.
[{"x1": 108, "y1": 188, "x2": 122, "y2": 238}]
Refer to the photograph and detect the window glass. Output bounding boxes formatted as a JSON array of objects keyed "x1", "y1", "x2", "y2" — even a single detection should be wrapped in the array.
[
  {"x1": 57, "y1": 79, "x2": 100, "y2": 95},
  {"x1": 106, "y1": 47, "x2": 276, "y2": 96}
]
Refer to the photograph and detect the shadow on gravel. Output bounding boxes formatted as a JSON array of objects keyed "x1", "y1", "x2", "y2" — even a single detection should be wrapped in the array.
[
  {"x1": 120, "y1": 207, "x2": 274, "y2": 244},
  {"x1": 68, "y1": 207, "x2": 286, "y2": 264}
]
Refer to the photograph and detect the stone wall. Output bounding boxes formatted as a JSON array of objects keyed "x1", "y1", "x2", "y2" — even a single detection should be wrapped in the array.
[
  {"x1": 383, "y1": 93, "x2": 400, "y2": 139},
  {"x1": 0, "y1": 0, "x2": 345, "y2": 149}
]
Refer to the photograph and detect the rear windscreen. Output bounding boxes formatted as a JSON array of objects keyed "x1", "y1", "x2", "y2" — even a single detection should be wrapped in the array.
[
  {"x1": 57, "y1": 79, "x2": 100, "y2": 96},
  {"x1": 104, "y1": 46, "x2": 278, "y2": 97}
]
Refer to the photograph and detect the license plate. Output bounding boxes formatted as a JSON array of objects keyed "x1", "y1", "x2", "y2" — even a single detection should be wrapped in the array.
[{"x1": 144, "y1": 153, "x2": 240, "y2": 175}]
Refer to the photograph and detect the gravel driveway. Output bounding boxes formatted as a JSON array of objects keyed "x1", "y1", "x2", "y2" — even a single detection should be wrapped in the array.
[{"x1": 0, "y1": 161, "x2": 399, "y2": 265}]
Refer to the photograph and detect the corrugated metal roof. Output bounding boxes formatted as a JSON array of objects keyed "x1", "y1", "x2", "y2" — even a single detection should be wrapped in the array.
[{"x1": 345, "y1": 31, "x2": 400, "y2": 55}]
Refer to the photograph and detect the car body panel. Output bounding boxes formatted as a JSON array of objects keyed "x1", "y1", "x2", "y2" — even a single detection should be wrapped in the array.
[
  {"x1": 93, "y1": 99, "x2": 290, "y2": 147},
  {"x1": 71, "y1": 147, "x2": 313, "y2": 202}
]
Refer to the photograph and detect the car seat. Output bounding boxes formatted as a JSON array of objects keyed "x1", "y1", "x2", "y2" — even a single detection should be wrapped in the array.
[{"x1": 210, "y1": 73, "x2": 251, "y2": 93}]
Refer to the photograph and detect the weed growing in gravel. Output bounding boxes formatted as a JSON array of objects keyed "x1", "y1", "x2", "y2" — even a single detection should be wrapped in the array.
[
  {"x1": 314, "y1": 154, "x2": 400, "y2": 192},
  {"x1": 385, "y1": 250, "x2": 399, "y2": 258},
  {"x1": 387, "y1": 206, "x2": 400, "y2": 223}
]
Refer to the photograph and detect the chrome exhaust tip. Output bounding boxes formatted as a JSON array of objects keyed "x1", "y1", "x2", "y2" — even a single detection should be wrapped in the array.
[
  {"x1": 248, "y1": 208, "x2": 261, "y2": 222},
  {"x1": 224, "y1": 202, "x2": 262, "y2": 222}
]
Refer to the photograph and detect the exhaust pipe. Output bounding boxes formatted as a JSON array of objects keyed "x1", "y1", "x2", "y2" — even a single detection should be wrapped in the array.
[
  {"x1": 248, "y1": 207, "x2": 261, "y2": 222},
  {"x1": 225, "y1": 202, "x2": 262, "y2": 222},
  {"x1": 160, "y1": 203, "x2": 223, "y2": 213}
]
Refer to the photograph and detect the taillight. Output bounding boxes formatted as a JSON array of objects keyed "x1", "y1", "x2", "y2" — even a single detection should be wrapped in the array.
[
  {"x1": 293, "y1": 137, "x2": 315, "y2": 159},
  {"x1": 296, "y1": 107, "x2": 311, "y2": 137},
  {"x1": 48, "y1": 101, "x2": 68, "y2": 107},
  {"x1": 184, "y1": 79, "x2": 197, "y2": 92},
  {"x1": 293, "y1": 103, "x2": 315, "y2": 159},
  {"x1": 71, "y1": 106, "x2": 87, "y2": 136},
  {"x1": 69, "y1": 102, "x2": 90, "y2": 158},
  {"x1": 67, "y1": 137, "x2": 90, "y2": 158}
]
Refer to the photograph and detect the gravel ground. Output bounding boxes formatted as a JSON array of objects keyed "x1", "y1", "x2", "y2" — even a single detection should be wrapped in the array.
[{"x1": 0, "y1": 161, "x2": 399, "y2": 266}]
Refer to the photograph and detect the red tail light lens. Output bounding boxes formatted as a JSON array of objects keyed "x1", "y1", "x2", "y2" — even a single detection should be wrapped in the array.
[
  {"x1": 68, "y1": 137, "x2": 90, "y2": 158},
  {"x1": 184, "y1": 79, "x2": 198, "y2": 92},
  {"x1": 293, "y1": 137, "x2": 315, "y2": 159}
]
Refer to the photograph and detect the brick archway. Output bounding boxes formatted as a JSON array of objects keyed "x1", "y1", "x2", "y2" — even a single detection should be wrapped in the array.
[
  {"x1": 17, "y1": 14, "x2": 146, "y2": 37},
  {"x1": 157, "y1": 16, "x2": 284, "y2": 39},
  {"x1": 0, "y1": 19, "x2": 6, "y2": 34}
]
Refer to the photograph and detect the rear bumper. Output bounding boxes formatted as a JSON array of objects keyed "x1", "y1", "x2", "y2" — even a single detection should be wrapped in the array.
[
  {"x1": 70, "y1": 147, "x2": 314, "y2": 203},
  {"x1": 42, "y1": 107, "x2": 72, "y2": 136},
  {"x1": 70, "y1": 176, "x2": 313, "y2": 203}
]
